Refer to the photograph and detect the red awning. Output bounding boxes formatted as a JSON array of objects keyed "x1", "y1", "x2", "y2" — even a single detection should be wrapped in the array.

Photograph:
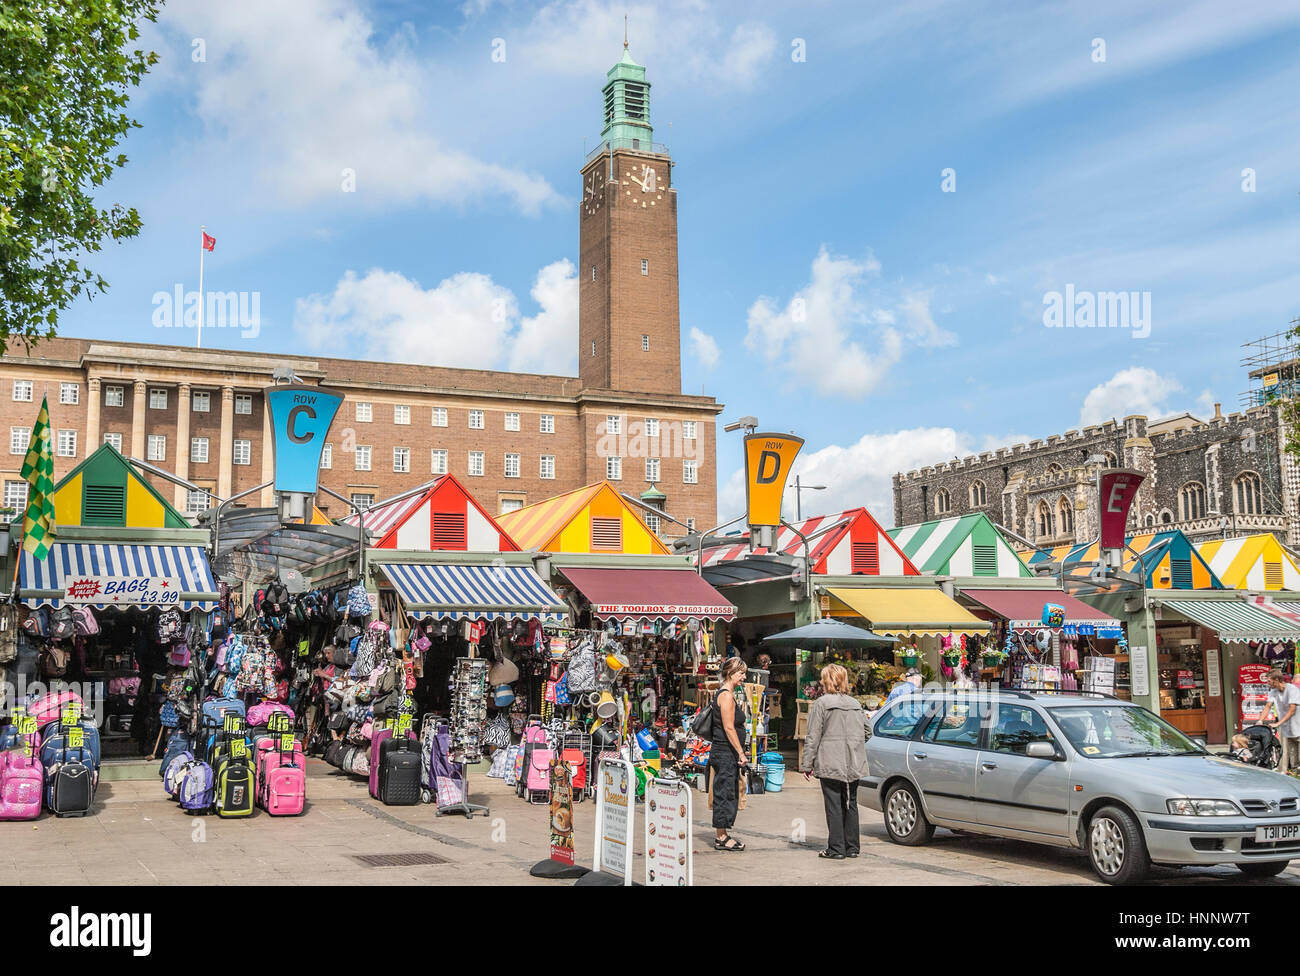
[
  {"x1": 561, "y1": 567, "x2": 736, "y2": 621},
  {"x1": 960, "y1": 588, "x2": 1119, "y2": 630}
]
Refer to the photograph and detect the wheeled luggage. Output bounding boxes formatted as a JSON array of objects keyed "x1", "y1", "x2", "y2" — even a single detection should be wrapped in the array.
[
  {"x1": 377, "y1": 738, "x2": 420, "y2": 806},
  {"x1": 0, "y1": 742, "x2": 44, "y2": 821}
]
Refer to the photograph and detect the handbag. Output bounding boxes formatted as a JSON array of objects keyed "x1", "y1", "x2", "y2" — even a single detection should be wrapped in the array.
[
  {"x1": 565, "y1": 642, "x2": 599, "y2": 694},
  {"x1": 483, "y1": 714, "x2": 511, "y2": 749},
  {"x1": 487, "y1": 657, "x2": 519, "y2": 685},
  {"x1": 554, "y1": 671, "x2": 571, "y2": 705}
]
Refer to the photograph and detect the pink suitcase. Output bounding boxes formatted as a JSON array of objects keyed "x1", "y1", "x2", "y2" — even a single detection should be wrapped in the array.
[
  {"x1": 28, "y1": 691, "x2": 84, "y2": 728},
  {"x1": 256, "y1": 740, "x2": 306, "y2": 816},
  {"x1": 0, "y1": 749, "x2": 45, "y2": 821},
  {"x1": 247, "y1": 701, "x2": 294, "y2": 728},
  {"x1": 255, "y1": 735, "x2": 305, "y2": 779},
  {"x1": 525, "y1": 747, "x2": 553, "y2": 792}
]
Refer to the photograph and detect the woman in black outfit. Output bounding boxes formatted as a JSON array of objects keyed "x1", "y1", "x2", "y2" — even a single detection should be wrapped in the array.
[{"x1": 709, "y1": 657, "x2": 749, "y2": 852}]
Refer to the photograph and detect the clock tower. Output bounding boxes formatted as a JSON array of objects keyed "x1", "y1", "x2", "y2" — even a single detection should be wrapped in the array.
[{"x1": 578, "y1": 43, "x2": 681, "y2": 395}]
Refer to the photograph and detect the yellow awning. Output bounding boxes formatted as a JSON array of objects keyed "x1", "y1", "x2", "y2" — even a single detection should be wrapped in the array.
[{"x1": 827, "y1": 586, "x2": 991, "y2": 638}]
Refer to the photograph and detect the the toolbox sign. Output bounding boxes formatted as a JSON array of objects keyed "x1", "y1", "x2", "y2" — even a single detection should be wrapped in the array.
[{"x1": 266, "y1": 384, "x2": 344, "y2": 496}]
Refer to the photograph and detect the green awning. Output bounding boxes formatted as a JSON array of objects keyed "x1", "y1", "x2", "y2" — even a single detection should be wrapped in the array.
[{"x1": 1160, "y1": 599, "x2": 1300, "y2": 643}]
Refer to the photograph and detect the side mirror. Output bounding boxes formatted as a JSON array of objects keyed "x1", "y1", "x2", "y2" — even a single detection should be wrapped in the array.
[
  {"x1": 1193, "y1": 737, "x2": 1207, "y2": 749},
  {"x1": 1025, "y1": 741, "x2": 1059, "y2": 760}
]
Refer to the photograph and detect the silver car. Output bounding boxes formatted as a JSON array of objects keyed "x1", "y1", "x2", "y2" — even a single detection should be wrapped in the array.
[{"x1": 861, "y1": 690, "x2": 1300, "y2": 884}]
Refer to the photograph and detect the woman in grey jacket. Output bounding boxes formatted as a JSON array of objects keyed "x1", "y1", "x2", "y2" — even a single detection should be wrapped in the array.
[{"x1": 800, "y1": 663, "x2": 869, "y2": 859}]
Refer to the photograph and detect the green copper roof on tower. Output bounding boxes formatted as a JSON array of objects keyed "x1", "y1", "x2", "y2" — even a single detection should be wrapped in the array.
[{"x1": 601, "y1": 40, "x2": 652, "y2": 147}]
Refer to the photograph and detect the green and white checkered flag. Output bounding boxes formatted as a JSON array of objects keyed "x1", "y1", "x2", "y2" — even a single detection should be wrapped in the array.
[{"x1": 20, "y1": 396, "x2": 56, "y2": 559}]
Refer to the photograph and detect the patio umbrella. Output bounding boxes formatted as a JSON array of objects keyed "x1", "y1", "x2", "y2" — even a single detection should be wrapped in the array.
[{"x1": 762, "y1": 618, "x2": 899, "y2": 649}]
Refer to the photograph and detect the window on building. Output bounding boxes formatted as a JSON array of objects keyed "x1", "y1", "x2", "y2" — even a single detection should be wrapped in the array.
[
  {"x1": 12, "y1": 380, "x2": 32, "y2": 402},
  {"x1": 1037, "y1": 501, "x2": 1055, "y2": 538},
  {"x1": 1102, "y1": 452, "x2": 1117, "y2": 468},
  {"x1": 504, "y1": 453, "x2": 520, "y2": 478},
  {"x1": 146, "y1": 434, "x2": 165, "y2": 461},
  {"x1": 104, "y1": 385, "x2": 124, "y2": 408},
  {"x1": 431, "y1": 407, "x2": 448, "y2": 427},
  {"x1": 500, "y1": 499, "x2": 524, "y2": 514},
  {"x1": 606, "y1": 456, "x2": 622, "y2": 481},
  {"x1": 935, "y1": 487, "x2": 951, "y2": 515},
  {"x1": 1144, "y1": 514, "x2": 1155, "y2": 527},
  {"x1": 393, "y1": 447, "x2": 410, "y2": 473},
  {"x1": 432, "y1": 512, "x2": 467, "y2": 548},
  {"x1": 1234, "y1": 473, "x2": 1263, "y2": 515},
  {"x1": 355, "y1": 402, "x2": 372, "y2": 423},
  {"x1": 1058, "y1": 495, "x2": 1074, "y2": 533},
  {"x1": 9, "y1": 427, "x2": 29, "y2": 455},
  {"x1": 687, "y1": 518, "x2": 696, "y2": 533},
  {"x1": 468, "y1": 451, "x2": 485, "y2": 477},
  {"x1": 185, "y1": 489, "x2": 212, "y2": 515},
  {"x1": 540, "y1": 414, "x2": 555, "y2": 434},
  {"x1": 540, "y1": 455, "x2": 555, "y2": 480},
  {"x1": 103, "y1": 432, "x2": 122, "y2": 452},
  {"x1": 351, "y1": 493, "x2": 375, "y2": 510},
  {"x1": 683, "y1": 421, "x2": 697, "y2": 440},
  {"x1": 192, "y1": 390, "x2": 211, "y2": 413},
  {"x1": 591, "y1": 341, "x2": 597, "y2": 358},
  {"x1": 320, "y1": 443, "x2": 332, "y2": 469},
  {"x1": 969, "y1": 480, "x2": 986, "y2": 507},
  {"x1": 645, "y1": 418, "x2": 659, "y2": 438},
  {"x1": 605, "y1": 415, "x2": 622, "y2": 435},
  {"x1": 1044, "y1": 462, "x2": 1064, "y2": 479},
  {"x1": 1161, "y1": 510, "x2": 1174, "y2": 524},
  {"x1": 683, "y1": 460, "x2": 698, "y2": 485},
  {"x1": 640, "y1": 259, "x2": 649, "y2": 277},
  {"x1": 641, "y1": 335, "x2": 650, "y2": 352},
  {"x1": 233, "y1": 439, "x2": 252, "y2": 466},
  {"x1": 645, "y1": 513, "x2": 661, "y2": 534},
  {"x1": 646, "y1": 457, "x2": 661, "y2": 482},
  {"x1": 393, "y1": 404, "x2": 410, "y2": 425},
  {"x1": 235, "y1": 393, "x2": 253, "y2": 415},
  {"x1": 591, "y1": 266, "x2": 596, "y2": 281},
  {"x1": 59, "y1": 383, "x2": 79, "y2": 405},
  {"x1": 504, "y1": 412, "x2": 520, "y2": 432},
  {"x1": 4, "y1": 480, "x2": 29, "y2": 513},
  {"x1": 1180, "y1": 482, "x2": 1206, "y2": 521},
  {"x1": 190, "y1": 437, "x2": 209, "y2": 464},
  {"x1": 149, "y1": 388, "x2": 168, "y2": 410},
  {"x1": 354, "y1": 445, "x2": 372, "y2": 471},
  {"x1": 431, "y1": 449, "x2": 448, "y2": 475},
  {"x1": 468, "y1": 410, "x2": 484, "y2": 430}
]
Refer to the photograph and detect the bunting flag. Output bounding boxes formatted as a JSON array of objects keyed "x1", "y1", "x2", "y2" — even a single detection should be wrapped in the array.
[{"x1": 19, "y1": 396, "x2": 56, "y2": 559}]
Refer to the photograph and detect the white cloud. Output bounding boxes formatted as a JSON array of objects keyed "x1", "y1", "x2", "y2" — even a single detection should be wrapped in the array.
[
  {"x1": 509, "y1": 260, "x2": 579, "y2": 375},
  {"x1": 158, "y1": 0, "x2": 560, "y2": 215},
  {"x1": 294, "y1": 260, "x2": 578, "y2": 373},
  {"x1": 716, "y1": 23, "x2": 779, "y2": 88},
  {"x1": 718, "y1": 426, "x2": 972, "y2": 524},
  {"x1": 745, "y1": 247, "x2": 957, "y2": 399},
  {"x1": 688, "y1": 327, "x2": 720, "y2": 371},
  {"x1": 1078, "y1": 367, "x2": 1187, "y2": 427}
]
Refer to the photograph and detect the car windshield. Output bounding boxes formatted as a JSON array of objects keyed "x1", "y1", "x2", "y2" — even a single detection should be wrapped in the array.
[{"x1": 1050, "y1": 704, "x2": 1204, "y2": 759}]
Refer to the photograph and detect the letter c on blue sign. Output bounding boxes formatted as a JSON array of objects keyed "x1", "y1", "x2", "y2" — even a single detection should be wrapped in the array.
[{"x1": 287, "y1": 405, "x2": 315, "y2": 444}]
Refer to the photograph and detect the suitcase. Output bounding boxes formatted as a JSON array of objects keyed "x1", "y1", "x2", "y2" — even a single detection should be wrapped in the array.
[
  {"x1": 0, "y1": 748, "x2": 44, "y2": 821},
  {"x1": 525, "y1": 747, "x2": 553, "y2": 795},
  {"x1": 369, "y1": 726, "x2": 414, "y2": 798},
  {"x1": 158, "y1": 731, "x2": 192, "y2": 777},
  {"x1": 48, "y1": 761, "x2": 94, "y2": 817},
  {"x1": 377, "y1": 740, "x2": 420, "y2": 806},
  {"x1": 27, "y1": 691, "x2": 83, "y2": 728},
  {"x1": 40, "y1": 720, "x2": 101, "y2": 771},
  {"x1": 214, "y1": 756, "x2": 255, "y2": 818},
  {"x1": 177, "y1": 760, "x2": 215, "y2": 812}
]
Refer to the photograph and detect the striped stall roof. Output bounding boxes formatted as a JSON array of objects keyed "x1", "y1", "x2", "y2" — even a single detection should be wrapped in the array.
[
  {"x1": 1197, "y1": 535, "x2": 1300, "y2": 591},
  {"x1": 1023, "y1": 529, "x2": 1224, "y2": 590},
  {"x1": 19, "y1": 543, "x2": 219, "y2": 610},
  {"x1": 344, "y1": 491, "x2": 426, "y2": 538},
  {"x1": 496, "y1": 481, "x2": 669, "y2": 555},
  {"x1": 1161, "y1": 599, "x2": 1300, "y2": 642},
  {"x1": 888, "y1": 513, "x2": 1032, "y2": 578},
  {"x1": 699, "y1": 508, "x2": 918, "y2": 576},
  {"x1": 375, "y1": 562, "x2": 566, "y2": 621}
]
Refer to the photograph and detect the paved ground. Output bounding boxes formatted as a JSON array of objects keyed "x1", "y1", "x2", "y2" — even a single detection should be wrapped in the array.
[{"x1": 3, "y1": 762, "x2": 1297, "y2": 886}]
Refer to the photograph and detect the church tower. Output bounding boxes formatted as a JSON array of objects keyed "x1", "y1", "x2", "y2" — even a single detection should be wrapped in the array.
[{"x1": 578, "y1": 42, "x2": 681, "y2": 394}]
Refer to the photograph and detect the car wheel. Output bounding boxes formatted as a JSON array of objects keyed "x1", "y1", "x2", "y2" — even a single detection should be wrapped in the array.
[
  {"x1": 1236, "y1": 860, "x2": 1290, "y2": 879},
  {"x1": 883, "y1": 782, "x2": 934, "y2": 846},
  {"x1": 1087, "y1": 805, "x2": 1149, "y2": 885}
]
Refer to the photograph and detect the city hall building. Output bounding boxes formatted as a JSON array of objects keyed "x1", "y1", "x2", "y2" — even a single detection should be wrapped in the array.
[{"x1": 0, "y1": 46, "x2": 720, "y2": 538}]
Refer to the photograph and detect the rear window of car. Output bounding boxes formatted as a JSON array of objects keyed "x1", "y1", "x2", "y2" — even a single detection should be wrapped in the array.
[{"x1": 872, "y1": 699, "x2": 927, "y2": 739}]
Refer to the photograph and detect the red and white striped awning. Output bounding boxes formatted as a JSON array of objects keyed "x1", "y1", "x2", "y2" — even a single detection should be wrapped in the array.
[
  {"x1": 343, "y1": 492, "x2": 425, "y2": 539},
  {"x1": 700, "y1": 513, "x2": 849, "y2": 568}
]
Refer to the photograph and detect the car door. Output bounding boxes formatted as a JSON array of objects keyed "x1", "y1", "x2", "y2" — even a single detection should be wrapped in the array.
[
  {"x1": 908, "y1": 699, "x2": 982, "y2": 825},
  {"x1": 974, "y1": 703, "x2": 1072, "y2": 839}
]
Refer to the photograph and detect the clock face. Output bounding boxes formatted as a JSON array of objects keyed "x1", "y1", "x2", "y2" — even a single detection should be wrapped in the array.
[
  {"x1": 583, "y1": 170, "x2": 605, "y2": 216},
  {"x1": 622, "y1": 165, "x2": 665, "y2": 208}
]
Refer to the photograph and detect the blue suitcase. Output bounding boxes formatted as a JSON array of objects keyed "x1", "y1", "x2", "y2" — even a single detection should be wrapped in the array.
[
  {"x1": 40, "y1": 720, "x2": 101, "y2": 771},
  {"x1": 158, "y1": 731, "x2": 193, "y2": 777}
]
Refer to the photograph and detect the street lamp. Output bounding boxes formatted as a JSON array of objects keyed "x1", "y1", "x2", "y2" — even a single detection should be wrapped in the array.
[{"x1": 792, "y1": 475, "x2": 826, "y2": 520}]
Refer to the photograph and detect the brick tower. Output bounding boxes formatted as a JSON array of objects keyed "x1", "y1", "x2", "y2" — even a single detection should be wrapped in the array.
[{"x1": 578, "y1": 42, "x2": 681, "y2": 395}]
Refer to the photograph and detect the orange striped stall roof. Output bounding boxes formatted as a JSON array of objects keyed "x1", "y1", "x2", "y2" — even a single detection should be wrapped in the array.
[
  {"x1": 1021, "y1": 529, "x2": 1223, "y2": 590},
  {"x1": 495, "y1": 481, "x2": 671, "y2": 555}
]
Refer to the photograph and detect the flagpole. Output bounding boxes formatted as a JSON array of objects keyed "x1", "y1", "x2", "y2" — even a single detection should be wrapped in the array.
[{"x1": 198, "y1": 225, "x2": 205, "y2": 349}]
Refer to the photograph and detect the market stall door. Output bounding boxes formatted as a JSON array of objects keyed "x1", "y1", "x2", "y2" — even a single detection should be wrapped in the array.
[
  {"x1": 1200, "y1": 629, "x2": 1227, "y2": 745},
  {"x1": 909, "y1": 700, "x2": 980, "y2": 825},
  {"x1": 973, "y1": 705, "x2": 1071, "y2": 839}
]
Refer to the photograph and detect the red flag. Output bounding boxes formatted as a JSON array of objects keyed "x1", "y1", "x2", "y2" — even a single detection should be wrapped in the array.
[{"x1": 202, "y1": 232, "x2": 216, "y2": 252}]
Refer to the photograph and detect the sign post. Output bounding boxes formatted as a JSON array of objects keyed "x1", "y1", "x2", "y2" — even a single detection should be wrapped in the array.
[
  {"x1": 265, "y1": 383, "x2": 344, "y2": 519},
  {"x1": 742, "y1": 432, "x2": 804, "y2": 549}
]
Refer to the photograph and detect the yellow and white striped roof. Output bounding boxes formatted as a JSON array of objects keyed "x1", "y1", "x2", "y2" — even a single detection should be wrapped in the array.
[{"x1": 1196, "y1": 534, "x2": 1300, "y2": 591}]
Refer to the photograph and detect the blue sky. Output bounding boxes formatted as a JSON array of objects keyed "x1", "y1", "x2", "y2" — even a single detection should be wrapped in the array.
[{"x1": 55, "y1": 0, "x2": 1300, "y2": 523}]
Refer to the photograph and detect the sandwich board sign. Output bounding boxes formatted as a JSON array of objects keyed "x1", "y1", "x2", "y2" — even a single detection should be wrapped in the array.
[{"x1": 593, "y1": 757, "x2": 635, "y2": 885}]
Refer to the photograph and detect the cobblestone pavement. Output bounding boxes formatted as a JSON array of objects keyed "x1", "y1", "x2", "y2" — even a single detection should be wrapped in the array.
[{"x1": 3, "y1": 762, "x2": 1296, "y2": 886}]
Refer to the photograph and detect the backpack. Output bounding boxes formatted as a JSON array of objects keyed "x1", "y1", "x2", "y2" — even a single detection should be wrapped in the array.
[
  {"x1": 210, "y1": 609, "x2": 229, "y2": 642},
  {"x1": 71, "y1": 607, "x2": 99, "y2": 637},
  {"x1": 21, "y1": 606, "x2": 49, "y2": 639},
  {"x1": 0, "y1": 606, "x2": 18, "y2": 665},
  {"x1": 156, "y1": 608, "x2": 183, "y2": 643},
  {"x1": 346, "y1": 585, "x2": 371, "y2": 618},
  {"x1": 261, "y1": 583, "x2": 289, "y2": 616},
  {"x1": 565, "y1": 642, "x2": 599, "y2": 694},
  {"x1": 49, "y1": 607, "x2": 76, "y2": 642}
]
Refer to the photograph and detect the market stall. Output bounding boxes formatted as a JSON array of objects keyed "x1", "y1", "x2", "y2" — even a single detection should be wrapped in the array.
[
  {"x1": 888, "y1": 512, "x2": 1035, "y2": 579},
  {"x1": 1196, "y1": 534, "x2": 1300, "y2": 592}
]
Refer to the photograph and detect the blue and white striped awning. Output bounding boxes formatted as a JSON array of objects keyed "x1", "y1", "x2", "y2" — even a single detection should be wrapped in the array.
[
  {"x1": 375, "y1": 562, "x2": 567, "y2": 622},
  {"x1": 19, "y1": 543, "x2": 220, "y2": 610}
]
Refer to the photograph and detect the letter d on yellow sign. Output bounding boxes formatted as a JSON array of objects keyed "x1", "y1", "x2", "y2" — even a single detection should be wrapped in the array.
[{"x1": 744, "y1": 432, "x2": 804, "y2": 527}]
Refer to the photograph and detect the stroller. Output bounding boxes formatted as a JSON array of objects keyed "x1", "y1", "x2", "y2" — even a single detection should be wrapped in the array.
[{"x1": 1232, "y1": 725, "x2": 1281, "y2": 769}]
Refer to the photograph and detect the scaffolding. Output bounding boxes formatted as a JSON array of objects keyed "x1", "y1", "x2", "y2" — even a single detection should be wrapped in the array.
[{"x1": 1240, "y1": 323, "x2": 1300, "y2": 410}]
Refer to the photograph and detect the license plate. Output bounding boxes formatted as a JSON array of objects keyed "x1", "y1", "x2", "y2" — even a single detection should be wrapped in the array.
[{"x1": 1254, "y1": 823, "x2": 1300, "y2": 843}]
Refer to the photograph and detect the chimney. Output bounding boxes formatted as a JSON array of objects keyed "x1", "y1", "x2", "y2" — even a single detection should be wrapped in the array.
[{"x1": 1213, "y1": 402, "x2": 1222, "y2": 419}]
